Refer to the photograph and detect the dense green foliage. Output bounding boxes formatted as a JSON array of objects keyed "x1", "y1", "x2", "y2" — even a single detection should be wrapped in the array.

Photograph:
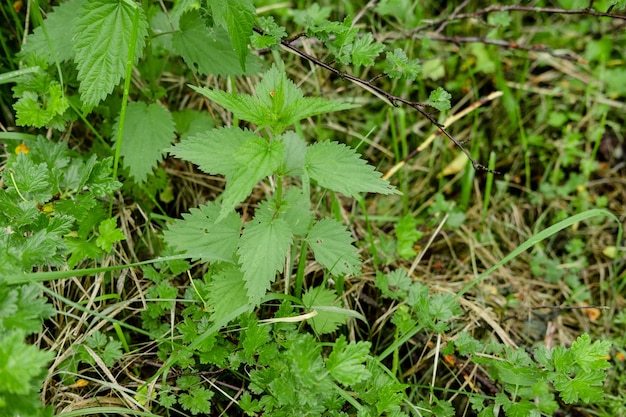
[{"x1": 1, "y1": 0, "x2": 625, "y2": 416}]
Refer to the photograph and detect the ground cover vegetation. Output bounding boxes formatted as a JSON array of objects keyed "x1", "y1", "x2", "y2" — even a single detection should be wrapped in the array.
[{"x1": 1, "y1": 0, "x2": 625, "y2": 416}]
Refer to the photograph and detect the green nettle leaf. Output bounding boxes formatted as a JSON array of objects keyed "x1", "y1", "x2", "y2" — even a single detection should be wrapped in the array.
[
  {"x1": 302, "y1": 286, "x2": 346, "y2": 334},
  {"x1": 72, "y1": 0, "x2": 148, "y2": 108},
  {"x1": 280, "y1": 188, "x2": 313, "y2": 236},
  {"x1": 219, "y1": 137, "x2": 284, "y2": 220},
  {"x1": 305, "y1": 141, "x2": 399, "y2": 197},
  {"x1": 427, "y1": 87, "x2": 452, "y2": 111},
  {"x1": 113, "y1": 101, "x2": 176, "y2": 183},
  {"x1": 384, "y1": 48, "x2": 422, "y2": 80},
  {"x1": 206, "y1": 266, "x2": 253, "y2": 324},
  {"x1": 19, "y1": 0, "x2": 84, "y2": 64},
  {"x1": 168, "y1": 127, "x2": 256, "y2": 177},
  {"x1": 237, "y1": 211, "x2": 293, "y2": 305},
  {"x1": 190, "y1": 65, "x2": 358, "y2": 134},
  {"x1": 326, "y1": 335, "x2": 372, "y2": 386},
  {"x1": 172, "y1": 10, "x2": 258, "y2": 76},
  {"x1": 210, "y1": 0, "x2": 255, "y2": 71},
  {"x1": 251, "y1": 16, "x2": 286, "y2": 49},
  {"x1": 279, "y1": 131, "x2": 307, "y2": 176},
  {"x1": 163, "y1": 202, "x2": 242, "y2": 263},
  {"x1": 307, "y1": 218, "x2": 360, "y2": 276},
  {"x1": 349, "y1": 33, "x2": 385, "y2": 67}
]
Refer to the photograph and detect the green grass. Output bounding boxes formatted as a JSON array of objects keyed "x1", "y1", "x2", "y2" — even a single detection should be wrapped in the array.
[{"x1": 1, "y1": 1, "x2": 626, "y2": 416}]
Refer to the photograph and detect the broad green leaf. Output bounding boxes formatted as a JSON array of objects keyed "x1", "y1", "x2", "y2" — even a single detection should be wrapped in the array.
[
  {"x1": 279, "y1": 131, "x2": 307, "y2": 176},
  {"x1": 210, "y1": 0, "x2": 255, "y2": 71},
  {"x1": 238, "y1": 212, "x2": 293, "y2": 305},
  {"x1": 307, "y1": 218, "x2": 360, "y2": 276},
  {"x1": 326, "y1": 335, "x2": 372, "y2": 386},
  {"x1": 172, "y1": 109, "x2": 214, "y2": 142},
  {"x1": 206, "y1": 266, "x2": 253, "y2": 323},
  {"x1": 305, "y1": 141, "x2": 399, "y2": 196},
  {"x1": 72, "y1": 0, "x2": 148, "y2": 108},
  {"x1": 302, "y1": 286, "x2": 345, "y2": 334},
  {"x1": 172, "y1": 10, "x2": 258, "y2": 76},
  {"x1": 95, "y1": 218, "x2": 125, "y2": 252},
  {"x1": 219, "y1": 137, "x2": 284, "y2": 220},
  {"x1": 163, "y1": 202, "x2": 242, "y2": 263},
  {"x1": 168, "y1": 127, "x2": 255, "y2": 177},
  {"x1": 427, "y1": 87, "x2": 452, "y2": 111},
  {"x1": 19, "y1": 0, "x2": 84, "y2": 64},
  {"x1": 114, "y1": 102, "x2": 175, "y2": 183},
  {"x1": 349, "y1": 32, "x2": 384, "y2": 67},
  {"x1": 280, "y1": 188, "x2": 313, "y2": 236}
]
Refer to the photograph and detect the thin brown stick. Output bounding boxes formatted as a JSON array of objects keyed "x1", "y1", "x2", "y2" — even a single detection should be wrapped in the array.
[
  {"x1": 414, "y1": 5, "x2": 626, "y2": 32},
  {"x1": 254, "y1": 27, "x2": 493, "y2": 172}
]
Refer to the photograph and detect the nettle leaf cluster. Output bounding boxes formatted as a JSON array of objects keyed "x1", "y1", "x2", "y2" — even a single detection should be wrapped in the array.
[{"x1": 165, "y1": 63, "x2": 399, "y2": 308}]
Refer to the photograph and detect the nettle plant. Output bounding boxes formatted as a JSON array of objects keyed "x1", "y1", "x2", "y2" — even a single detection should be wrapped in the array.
[{"x1": 165, "y1": 63, "x2": 399, "y2": 306}]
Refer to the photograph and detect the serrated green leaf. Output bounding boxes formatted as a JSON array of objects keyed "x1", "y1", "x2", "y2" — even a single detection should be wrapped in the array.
[
  {"x1": 0, "y1": 284, "x2": 55, "y2": 335},
  {"x1": 210, "y1": 0, "x2": 255, "y2": 71},
  {"x1": 66, "y1": 237, "x2": 102, "y2": 269},
  {"x1": 168, "y1": 127, "x2": 255, "y2": 177},
  {"x1": 553, "y1": 371, "x2": 606, "y2": 404},
  {"x1": 172, "y1": 10, "x2": 258, "y2": 76},
  {"x1": 302, "y1": 286, "x2": 345, "y2": 334},
  {"x1": 179, "y1": 386, "x2": 214, "y2": 414},
  {"x1": 237, "y1": 217, "x2": 292, "y2": 304},
  {"x1": 395, "y1": 214, "x2": 423, "y2": 258},
  {"x1": 72, "y1": 0, "x2": 148, "y2": 108},
  {"x1": 238, "y1": 213, "x2": 292, "y2": 305},
  {"x1": 281, "y1": 188, "x2": 313, "y2": 236},
  {"x1": 279, "y1": 131, "x2": 307, "y2": 176},
  {"x1": 95, "y1": 218, "x2": 125, "y2": 252},
  {"x1": 349, "y1": 33, "x2": 384, "y2": 67},
  {"x1": 251, "y1": 16, "x2": 286, "y2": 49},
  {"x1": 163, "y1": 202, "x2": 242, "y2": 263},
  {"x1": 428, "y1": 87, "x2": 452, "y2": 111},
  {"x1": 0, "y1": 331, "x2": 54, "y2": 396},
  {"x1": 6, "y1": 154, "x2": 51, "y2": 203},
  {"x1": 326, "y1": 335, "x2": 372, "y2": 386},
  {"x1": 385, "y1": 48, "x2": 421, "y2": 80},
  {"x1": 14, "y1": 82, "x2": 69, "y2": 129},
  {"x1": 19, "y1": 0, "x2": 84, "y2": 64},
  {"x1": 307, "y1": 218, "x2": 360, "y2": 276},
  {"x1": 219, "y1": 137, "x2": 284, "y2": 220},
  {"x1": 569, "y1": 333, "x2": 612, "y2": 372},
  {"x1": 305, "y1": 141, "x2": 399, "y2": 197},
  {"x1": 113, "y1": 102, "x2": 175, "y2": 183},
  {"x1": 206, "y1": 266, "x2": 253, "y2": 323}
]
